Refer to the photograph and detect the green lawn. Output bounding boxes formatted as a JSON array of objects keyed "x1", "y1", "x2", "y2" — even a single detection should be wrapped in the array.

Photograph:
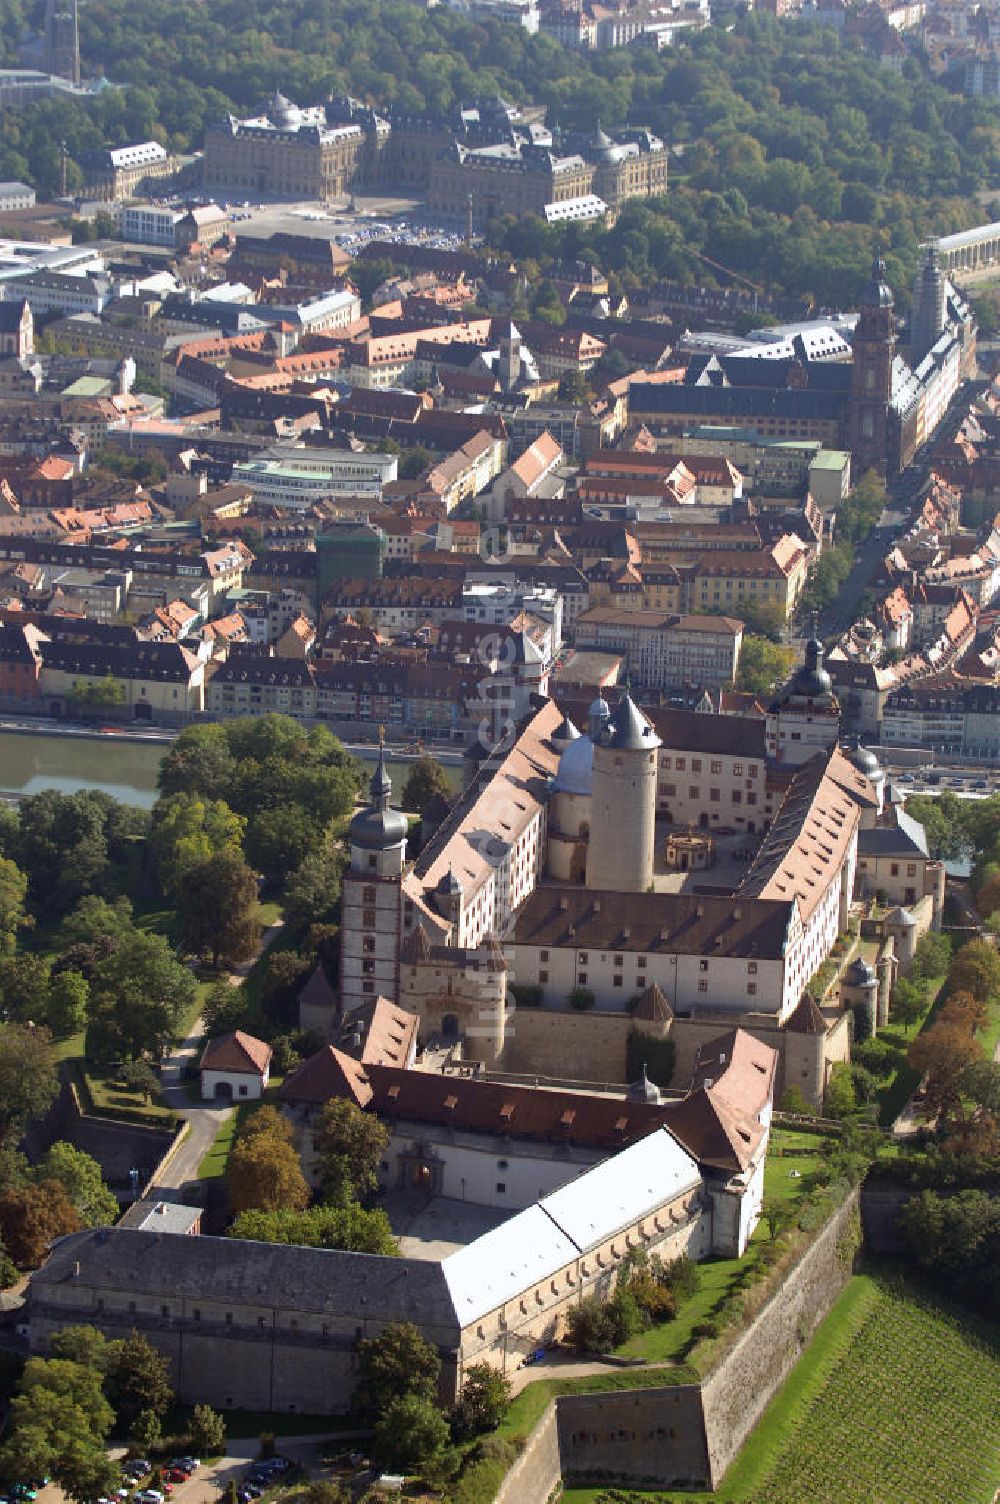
[
  {"x1": 559, "y1": 1274, "x2": 1000, "y2": 1504},
  {"x1": 197, "y1": 1103, "x2": 252, "y2": 1180},
  {"x1": 614, "y1": 1128, "x2": 832, "y2": 1365},
  {"x1": 980, "y1": 996, "x2": 1000, "y2": 1060}
]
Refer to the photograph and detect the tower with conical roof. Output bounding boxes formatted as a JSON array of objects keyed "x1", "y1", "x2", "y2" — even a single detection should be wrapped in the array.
[
  {"x1": 586, "y1": 690, "x2": 661, "y2": 892},
  {"x1": 340, "y1": 744, "x2": 408, "y2": 1014}
]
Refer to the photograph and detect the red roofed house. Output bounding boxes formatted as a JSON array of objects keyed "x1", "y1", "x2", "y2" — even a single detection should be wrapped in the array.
[{"x1": 200, "y1": 1030, "x2": 273, "y2": 1101}]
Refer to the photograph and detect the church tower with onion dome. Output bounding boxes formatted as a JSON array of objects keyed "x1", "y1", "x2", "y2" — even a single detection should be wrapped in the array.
[{"x1": 339, "y1": 742, "x2": 408, "y2": 1014}]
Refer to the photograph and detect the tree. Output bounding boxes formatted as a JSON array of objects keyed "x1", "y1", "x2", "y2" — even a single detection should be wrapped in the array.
[
  {"x1": 176, "y1": 849, "x2": 261, "y2": 969},
  {"x1": 119, "y1": 1058, "x2": 158, "y2": 1102},
  {"x1": 373, "y1": 1394, "x2": 449, "y2": 1472},
  {"x1": 313, "y1": 1098, "x2": 389, "y2": 1207},
  {"x1": 0, "y1": 951, "x2": 52, "y2": 1023},
  {"x1": 0, "y1": 855, "x2": 28, "y2": 954},
  {"x1": 41, "y1": 1142, "x2": 118, "y2": 1227},
  {"x1": 201, "y1": 979, "x2": 249, "y2": 1036},
  {"x1": 0, "y1": 1023, "x2": 59, "y2": 1143},
  {"x1": 13, "y1": 790, "x2": 111, "y2": 919},
  {"x1": 158, "y1": 726, "x2": 235, "y2": 803},
  {"x1": 66, "y1": 677, "x2": 126, "y2": 715},
  {"x1": 47, "y1": 969, "x2": 89, "y2": 1038},
  {"x1": 908, "y1": 1019, "x2": 983, "y2": 1121},
  {"x1": 283, "y1": 844, "x2": 344, "y2": 933},
  {"x1": 235, "y1": 1104, "x2": 294, "y2": 1146},
  {"x1": 946, "y1": 939, "x2": 1000, "y2": 1007},
  {"x1": 891, "y1": 976, "x2": 926, "y2": 1034},
  {"x1": 150, "y1": 793, "x2": 245, "y2": 901},
  {"x1": 2, "y1": 1359, "x2": 119, "y2": 1504},
  {"x1": 911, "y1": 930, "x2": 951, "y2": 982},
  {"x1": 105, "y1": 1330, "x2": 174, "y2": 1428},
  {"x1": 131, "y1": 1407, "x2": 162, "y2": 1452},
  {"x1": 226, "y1": 1130, "x2": 309, "y2": 1216},
  {"x1": 49, "y1": 1324, "x2": 111, "y2": 1371},
  {"x1": 401, "y1": 756, "x2": 452, "y2": 818},
  {"x1": 354, "y1": 1322, "x2": 441, "y2": 1423},
  {"x1": 229, "y1": 1203, "x2": 397, "y2": 1255},
  {"x1": 190, "y1": 1402, "x2": 226, "y2": 1457},
  {"x1": 824, "y1": 1060, "x2": 857, "y2": 1118},
  {"x1": 88, "y1": 929, "x2": 197, "y2": 1061},
  {"x1": 452, "y1": 1363, "x2": 512, "y2": 1439},
  {"x1": 939, "y1": 989, "x2": 987, "y2": 1036},
  {"x1": 735, "y1": 635, "x2": 796, "y2": 695}
]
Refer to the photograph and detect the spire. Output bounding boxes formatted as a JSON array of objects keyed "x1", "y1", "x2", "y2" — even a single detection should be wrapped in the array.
[{"x1": 370, "y1": 731, "x2": 391, "y2": 810}]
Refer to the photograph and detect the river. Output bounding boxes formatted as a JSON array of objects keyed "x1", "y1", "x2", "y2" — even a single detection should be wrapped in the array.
[{"x1": 0, "y1": 729, "x2": 462, "y2": 809}]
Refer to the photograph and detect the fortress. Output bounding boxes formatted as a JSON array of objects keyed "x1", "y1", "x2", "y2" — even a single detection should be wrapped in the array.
[
  {"x1": 23, "y1": 657, "x2": 942, "y2": 1429},
  {"x1": 336, "y1": 641, "x2": 942, "y2": 1101}
]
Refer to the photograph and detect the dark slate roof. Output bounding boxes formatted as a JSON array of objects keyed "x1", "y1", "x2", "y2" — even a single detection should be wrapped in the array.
[
  {"x1": 511, "y1": 886, "x2": 793, "y2": 959},
  {"x1": 645, "y1": 706, "x2": 766, "y2": 759},
  {"x1": 857, "y1": 810, "x2": 928, "y2": 858},
  {"x1": 30, "y1": 1227, "x2": 461, "y2": 1335},
  {"x1": 629, "y1": 383, "x2": 845, "y2": 422},
  {"x1": 42, "y1": 638, "x2": 199, "y2": 682},
  {"x1": 0, "y1": 300, "x2": 28, "y2": 334}
]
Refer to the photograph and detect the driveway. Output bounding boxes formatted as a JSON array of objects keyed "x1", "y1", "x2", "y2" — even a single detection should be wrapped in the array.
[{"x1": 149, "y1": 922, "x2": 284, "y2": 1199}]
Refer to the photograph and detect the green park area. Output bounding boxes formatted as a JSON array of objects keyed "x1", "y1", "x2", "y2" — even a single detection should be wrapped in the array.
[{"x1": 560, "y1": 1273, "x2": 1000, "y2": 1504}]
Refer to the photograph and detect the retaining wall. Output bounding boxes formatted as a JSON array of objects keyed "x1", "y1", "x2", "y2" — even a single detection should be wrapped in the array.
[{"x1": 493, "y1": 1191, "x2": 860, "y2": 1497}]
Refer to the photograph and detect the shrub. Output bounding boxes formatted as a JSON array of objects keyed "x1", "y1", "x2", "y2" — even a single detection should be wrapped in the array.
[
  {"x1": 626, "y1": 1029, "x2": 676, "y2": 1090},
  {"x1": 510, "y1": 984, "x2": 542, "y2": 1007},
  {"x1": 569, "y1": 987, "x2": 595, "y2": 1010}
]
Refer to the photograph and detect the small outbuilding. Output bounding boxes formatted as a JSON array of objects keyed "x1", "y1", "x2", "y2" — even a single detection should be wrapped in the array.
[{"x1": 199, "y1": 1029, "x2": 272, "y2": 1101}]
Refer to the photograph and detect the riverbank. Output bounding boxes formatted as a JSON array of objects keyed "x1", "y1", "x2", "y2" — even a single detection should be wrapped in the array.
[
  {"x1": 0, "y1": 714, "x2": 467, "y2": 764},
  {"x1": 0, "y1": 723, "x2": 464, "y2": 808}
]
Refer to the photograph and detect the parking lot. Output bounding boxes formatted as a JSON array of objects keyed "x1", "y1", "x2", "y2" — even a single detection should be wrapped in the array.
[{"x1": 31, "y1": 1434, "x2": 356, "y2": 1504}]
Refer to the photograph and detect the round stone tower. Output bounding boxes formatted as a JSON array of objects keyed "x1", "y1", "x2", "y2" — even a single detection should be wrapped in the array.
[{"x1": 586, "y1": 691, "x2": 661, "y2": 893}]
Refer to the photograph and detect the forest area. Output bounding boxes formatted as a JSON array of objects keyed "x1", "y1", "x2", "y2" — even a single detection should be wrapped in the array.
[{"x1": 0, "y1": 3, "x2": 997, "y2": 302}]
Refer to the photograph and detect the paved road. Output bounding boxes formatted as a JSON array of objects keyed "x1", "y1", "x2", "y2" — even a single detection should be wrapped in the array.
[{"x1": 148, "y1": 921, "x2": 284, "y2": 1199}]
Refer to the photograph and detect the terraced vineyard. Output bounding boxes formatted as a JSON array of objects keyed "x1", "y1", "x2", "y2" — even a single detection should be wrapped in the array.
[
  {"x1": 560, "y1": 1276, "x2": 1000, "y2": 1504},
  {"x1": 731, "y1": 1276, "x2": 1000, "y2": 1504}
]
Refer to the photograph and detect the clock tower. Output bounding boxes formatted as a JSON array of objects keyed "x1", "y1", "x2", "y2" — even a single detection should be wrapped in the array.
[{"x1": 847, "y1": 254, "x2": 897, "y2": 478}]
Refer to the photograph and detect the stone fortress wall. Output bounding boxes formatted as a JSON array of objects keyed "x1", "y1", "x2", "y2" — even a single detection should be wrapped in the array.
[{"x1": 494, "y1": 1190, "x2": 859, "y2": 1500}]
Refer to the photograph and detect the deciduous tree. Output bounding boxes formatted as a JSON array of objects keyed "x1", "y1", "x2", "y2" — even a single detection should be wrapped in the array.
[
  {"x1": 908, "y1": 1019, "x2": 983, "y2": 1121},
  {"x1": 452, "y1": 1363, "x2": 512, "y2": 1438},
  {"x1": 0, "y1": 1022, "x2": 58, "y2": 1143},
  {"x1": 354, "y1": 1322, "x2": 441, "y2": 1422},
  {"x1": 372, "y1": 1394, "x2": 449, "y2": 1471},
  {"x1": 226, "y1": 1130, "x2": 309, "y2": 1217},
  {"x1": 189, "y1": 1402, "x2": 226, "y2": 1457},
  {"x1": 0, "y1": 855, "x2": 28, "y2": 954},
  {"x1": 313, "y1": 1097, "x2": 388, "y2": 1207},
  {"x1": 41, "y1": 1142, "x2": 118, "y2": 1227},
  {"x1": 176, "y1": 848, "x2": 261, "y2": 969},
  {"x1": 105, "y1": 1330, "x2": 174, "y2": 1427},
  {"x1": 88, "y1": 929, "x2": 196, "y2": 1061}
]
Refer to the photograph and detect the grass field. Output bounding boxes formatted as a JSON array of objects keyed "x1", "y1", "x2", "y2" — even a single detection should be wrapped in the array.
[
  {"x1": 614, "y1": 1128, "x2": 830, "y2": 1365},
  {"x1": 559, "y1": 1274, "x2": 1000, "y2": 1504}
]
